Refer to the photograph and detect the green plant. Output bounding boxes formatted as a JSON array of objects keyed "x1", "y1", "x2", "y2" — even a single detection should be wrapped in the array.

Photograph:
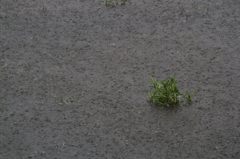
[
  {"x1": 185, "y1": 91, "x2": 194, "y2": 103},
  {"x1": 105, "y1": 0, "x2": 117, "y2": 6},
  {"x1": 62, "y1": 98, "x2": 76, "y2": 104},
  {"x1": 148, "y1": 75, "x2": 193, "y2": 106}
]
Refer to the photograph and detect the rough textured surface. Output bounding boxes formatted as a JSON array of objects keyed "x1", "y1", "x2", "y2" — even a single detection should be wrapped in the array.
[{"x1": 1, "y1": 0, "x2": 240, "y2": 158}]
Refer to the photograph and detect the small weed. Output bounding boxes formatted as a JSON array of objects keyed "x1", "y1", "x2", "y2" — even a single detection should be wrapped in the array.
[
  {"x1": 62, "y1": 98, "x2": 76, "y2": 104},
  {"x1": 148, "y1": 75, "x2": 194, "y2": 107},
  {"x1": 185, "y1": 91, "x2": 194, "y2": 104},
  {"x1": 104, "y1": 0, "x2": 127, "y2": 6},
  {"x1": 105, "y1": 0, "x2": 117, "y2": 7}
]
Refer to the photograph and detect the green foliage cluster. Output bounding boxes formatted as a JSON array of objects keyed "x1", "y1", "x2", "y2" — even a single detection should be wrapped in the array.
[
  {"x1": 148, "y1": 75, "x2": 194, "y2": 107},
  {"x1": 105, "y1": 0, "x2": 117, "y2": 6},
  {"x1": 105, "y1": 0, "x2": 127, "y2": 6}
]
